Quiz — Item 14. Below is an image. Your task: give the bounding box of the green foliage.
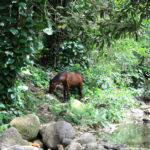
[59,0,150,47]
[0,101,24,125]
[0,0,35,102]
[48,87,138,126]
[14,65,49,112]
[1,0,150,103]
[21,65,49,88]
[28,36,148,126]
[37,0,150,70]
[58,41,88,69]
[0,60,141,127]
[0,124,9,136]
[47,36,149,126]
[0,65,49,125]
[144,79,150,99]
[0,0,150,128]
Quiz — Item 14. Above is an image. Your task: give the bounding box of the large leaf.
[18,85,28,91]
[0,103,5,109]
[18,2,26,7]
[6,58,15,64]
[43,27,53,35]
[10,27,18,35]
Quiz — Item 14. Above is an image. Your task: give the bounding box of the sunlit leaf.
[0,103,5,109]
[18,85,29,91]
[6,58,14,64]
[10,27,18,35]
[43,27,53,35]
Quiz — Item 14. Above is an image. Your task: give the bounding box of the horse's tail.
[78,72,83,82]
[81,73,83,81]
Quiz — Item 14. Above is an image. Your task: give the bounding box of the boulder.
[40,123,59,149]
[71,99,85,114]
[10,114,40,140]
[65,141,82,150]
[55,121,76,142]
[62,138,72,146]
[3,145,41,150]
[0,127,29,150]
[40,121,76,149]
[78,133,96,145]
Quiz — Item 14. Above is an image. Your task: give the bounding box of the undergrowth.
[0,63,141,134]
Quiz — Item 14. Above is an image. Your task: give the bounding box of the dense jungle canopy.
[0,0,150,128]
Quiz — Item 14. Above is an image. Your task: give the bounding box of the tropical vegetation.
[0,0,150,132]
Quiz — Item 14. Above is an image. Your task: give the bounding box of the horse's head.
[49,80,56,93]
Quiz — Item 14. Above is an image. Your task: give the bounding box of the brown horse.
[49,71,83,102]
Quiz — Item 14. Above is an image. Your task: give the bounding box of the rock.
[65,141,82,150]
[100,141,125,150]
[85,143,105,150]
[62,138,72,146]
[40,123,59,149]
[144,109,150,115]
[139,101,146,106]
[0,127,29,150]
[130,108,144,118]
[71,99,85,114]
[78,133,96,145]
[97,144,106,150]
[55,121,76,142]
[3,145,41,150]
[33,140,44,148]
[40,121,76,149]
[140,105,150,110]
[143,118,150,123]
[10,114,40,140]
[57,144,64,150]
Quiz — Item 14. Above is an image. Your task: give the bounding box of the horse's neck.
[55,80,61,85]
[53,75,64,85]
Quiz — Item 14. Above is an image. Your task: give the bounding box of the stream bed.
[100,103,150,149]
[102,123,150,149]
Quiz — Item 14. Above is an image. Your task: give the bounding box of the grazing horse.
[49,71,83,102]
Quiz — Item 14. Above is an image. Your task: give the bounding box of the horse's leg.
[66,87,70,102]
[66,82,70,102]
[78,83,82,101]
[63,83,66,102]
[63,88,66,102]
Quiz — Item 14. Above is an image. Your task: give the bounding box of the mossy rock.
[70,99,85,114]
[10,114,40,140]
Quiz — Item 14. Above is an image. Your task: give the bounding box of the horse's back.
[58,71,82,85]
[65,71,83,86]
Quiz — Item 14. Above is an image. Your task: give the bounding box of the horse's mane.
[51,72,65,83]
